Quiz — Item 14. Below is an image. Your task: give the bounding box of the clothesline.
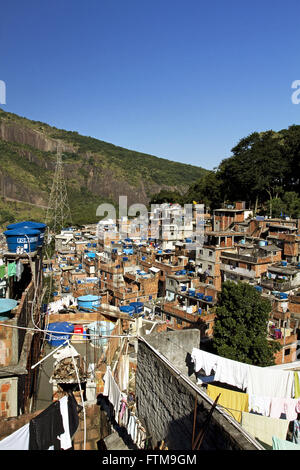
[191,347,295,399]
[0,321,137,340]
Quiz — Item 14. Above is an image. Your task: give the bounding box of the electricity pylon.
[45,143,72,238]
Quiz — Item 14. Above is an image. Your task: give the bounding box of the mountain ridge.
[0,108,208,226]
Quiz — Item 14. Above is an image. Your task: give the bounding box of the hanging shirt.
[191,348,218,375]
[7,262,17,278]
[29,400,65,450]
[213,356,249,391]
[0,423,30,450]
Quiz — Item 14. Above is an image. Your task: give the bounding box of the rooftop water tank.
[129,302,144,314]
[87,320,115,348]
[7,221,47,247]
[120,305,135,316]
[77,295,101,310]
[4,228,40,253]
[281,261,288,266]
[46,322,74,347]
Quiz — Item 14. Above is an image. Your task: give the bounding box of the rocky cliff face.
[0,109,206,223]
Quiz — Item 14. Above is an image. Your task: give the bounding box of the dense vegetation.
[212,281,281,366]
[151,126,300,217]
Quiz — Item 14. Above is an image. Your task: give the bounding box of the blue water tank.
[204,295,213,302]
[7,221,47,247]
[255,286,263,293]
[196,293,204,299]
[87,320,115,348]
[188,288,196,296]
[281,261,287,266]
[129,302,144,314]
[4,228,40,253]
[279,293,288,300]
[0,299,18,319]
[181,285,187,292]
[120,305,135,316]
[77,295,101,310]
[46,322,74,347]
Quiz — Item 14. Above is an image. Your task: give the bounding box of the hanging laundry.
[248,395,271,416]
[0,423,30,450]
[272,435,300,450]
[206,384,249,423]
[191,347,217,376]
[213,355,249,391]
[16,261,24,281]
[29,393,79,450]
[0,265,6,280]
[247,366,294,399]
[127,412,138,443]
[118,355,129,393]
[29,400,65,450]
[7,262,16,278]
[103,366,122,419]
[241,412,289,448]
[294,372,300,399]
[269,397,300,421]
[292,420,300,444]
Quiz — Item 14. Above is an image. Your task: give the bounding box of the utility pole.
[45,142,72,240]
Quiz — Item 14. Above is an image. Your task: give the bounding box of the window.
[177,318,182,325]
[209,251,213,257]
[284,348,290,356]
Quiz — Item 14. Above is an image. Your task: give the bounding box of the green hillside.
[0,108,208,227]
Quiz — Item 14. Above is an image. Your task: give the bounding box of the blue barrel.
[77,295,101,310]
[279,293,288,299]
[198,308,202,315]
[129,302,144,314]
[46,322,74,347]
[4,228,40,253]
[120,305,135,316]
[7,221,47,247]
[87,321,115,348]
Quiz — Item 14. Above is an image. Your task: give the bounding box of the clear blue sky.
[1,0,300,170]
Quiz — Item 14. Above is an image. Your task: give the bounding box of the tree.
[212,281,280,366]
[183,170,223,210]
